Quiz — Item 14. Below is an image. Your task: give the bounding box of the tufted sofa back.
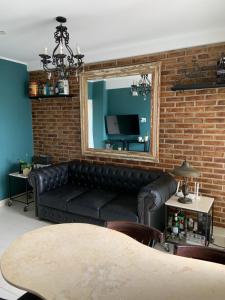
[68,160,163,193]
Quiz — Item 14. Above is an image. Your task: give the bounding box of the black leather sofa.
[29,160,177,229]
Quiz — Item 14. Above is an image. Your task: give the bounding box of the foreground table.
[1,223,225,300]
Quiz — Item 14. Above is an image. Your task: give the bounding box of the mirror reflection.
[87,74,151,153]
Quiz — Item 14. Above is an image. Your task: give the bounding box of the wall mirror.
[80,62,161,162]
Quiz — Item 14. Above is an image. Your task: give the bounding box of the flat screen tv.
[105,114,140,135]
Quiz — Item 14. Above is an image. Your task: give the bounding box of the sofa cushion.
[100,193,138,222]
[67,189,118,219]
[39,183,88,211]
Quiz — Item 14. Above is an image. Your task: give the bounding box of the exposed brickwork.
[30,42,225,227]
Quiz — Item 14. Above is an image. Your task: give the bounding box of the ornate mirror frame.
[80,62,161,162]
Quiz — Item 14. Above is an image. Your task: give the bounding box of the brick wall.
[30,42,225,227]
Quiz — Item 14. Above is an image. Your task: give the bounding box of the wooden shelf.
[29,94,73,99]
[171,82,225,91]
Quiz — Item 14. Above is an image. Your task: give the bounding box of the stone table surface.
[1,223,225,300]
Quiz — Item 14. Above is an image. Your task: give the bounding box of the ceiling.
[1,0,225,70]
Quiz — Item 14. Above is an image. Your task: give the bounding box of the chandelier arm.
[65,44,75,66]
[52,43,60,58]
[62,29,69,45]
[43,65,55,73]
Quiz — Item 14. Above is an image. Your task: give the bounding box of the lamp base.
[178,197,192,204]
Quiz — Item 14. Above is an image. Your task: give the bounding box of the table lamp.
[172,160,200,204]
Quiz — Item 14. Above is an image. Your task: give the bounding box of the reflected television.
[105,114,140,135]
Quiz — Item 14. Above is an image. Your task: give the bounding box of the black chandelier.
[39,16,84,79]
[131,74,151,98]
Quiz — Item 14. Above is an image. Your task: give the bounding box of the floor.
[0,198,225,300]
[0,199,49,299]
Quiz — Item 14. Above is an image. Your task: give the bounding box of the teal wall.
[0,59,33,200]
[87,82,151,151]
[88,81,107,148]
[107,87,150,151]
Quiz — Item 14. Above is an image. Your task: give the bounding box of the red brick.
[30,41,225,227]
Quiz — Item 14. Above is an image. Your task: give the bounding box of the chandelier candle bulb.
[176,181,180,195]
[44,48,48,55]
[196,182,199,199]
[76,46,81,54]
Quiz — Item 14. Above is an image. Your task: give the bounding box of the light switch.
[140,117,146,123]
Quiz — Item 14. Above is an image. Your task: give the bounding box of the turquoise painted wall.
[107,87,150,151]
[0,59,33,200]
[88,81,107,148]
[87,83,151,151]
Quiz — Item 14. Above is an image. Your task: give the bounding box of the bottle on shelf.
[45,81,50,96]
[57,79,70,95]
[38,81,42,96]
[63,79,69,95]
[172,212,179,236]
[49,83,54,95]
[193,221,198,234]
[42,82,47,96]
[178,210,185,232]
[29,81,38,97]
[55,82,59,95]
[167,214,173,233]
[187,216,194,231]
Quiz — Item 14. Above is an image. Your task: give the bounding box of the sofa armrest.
[137,173,177,224]
[28,163,69,195]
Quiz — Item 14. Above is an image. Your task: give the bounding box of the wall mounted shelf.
[29,95,73,99]
[171,82,225,91]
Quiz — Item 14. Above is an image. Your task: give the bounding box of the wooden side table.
[165,194,214,246]
[8,172,33,211]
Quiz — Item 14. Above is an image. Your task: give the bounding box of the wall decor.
[80,62,161,162]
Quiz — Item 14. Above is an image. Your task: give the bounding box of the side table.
[165,194,214,246]
[8,172,33,211]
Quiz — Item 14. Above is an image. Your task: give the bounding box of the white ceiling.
[1,0,225,70]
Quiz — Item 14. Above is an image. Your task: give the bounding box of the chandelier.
[39,16,84,79]
[131,74,151,98]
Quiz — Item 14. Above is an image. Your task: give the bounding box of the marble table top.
[1,223,225,300]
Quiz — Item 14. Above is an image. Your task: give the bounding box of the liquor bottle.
[187,217,194,231]
[193,221,198,234]
[172,212,179,236]
[178,210,185,232]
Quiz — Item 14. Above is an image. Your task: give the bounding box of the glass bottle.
[172,212,179,236]
[55,82,59,95]
[178,210,185,232]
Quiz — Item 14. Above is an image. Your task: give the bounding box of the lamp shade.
[172,160,200,178]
